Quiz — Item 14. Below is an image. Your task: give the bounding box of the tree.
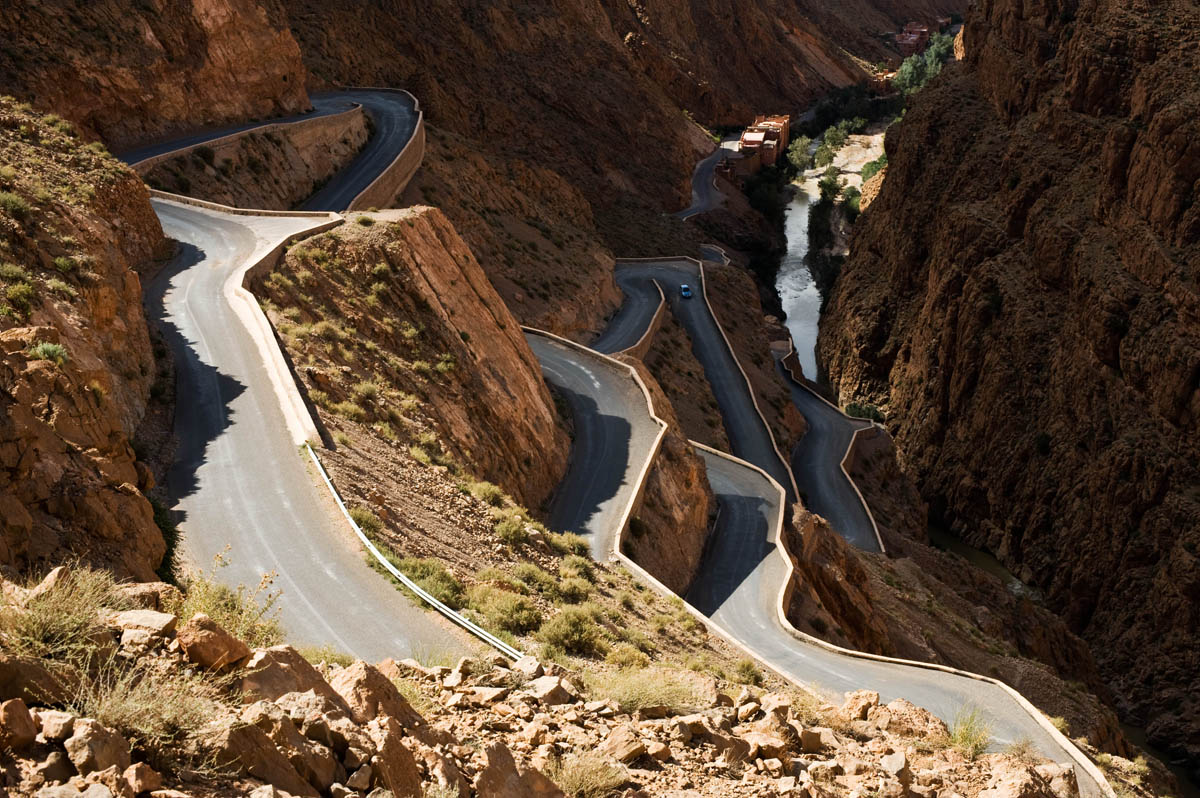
[786,135,813,171]
[861,153,888,183]
[813,143,835,168]
[818,165,844,202]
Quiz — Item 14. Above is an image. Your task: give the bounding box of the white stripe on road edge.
[303,442,524,661]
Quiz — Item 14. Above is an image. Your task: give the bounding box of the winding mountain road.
[127,84,1104,797]
[540,260,1103,796]
[133,93,467,661]
[675,139,737,219]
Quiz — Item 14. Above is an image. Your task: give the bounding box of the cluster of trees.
[861,153,887,183]
[786,116,868,173]
[892,32,956,94]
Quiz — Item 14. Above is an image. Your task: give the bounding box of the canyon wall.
[0,0,310,151]
[0,99,168,581]
[818,0,1199,768]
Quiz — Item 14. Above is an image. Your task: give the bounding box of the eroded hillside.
[819,0,1200,769]
[0,98,168,580]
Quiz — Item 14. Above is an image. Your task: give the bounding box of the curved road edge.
[542,257,1112,797]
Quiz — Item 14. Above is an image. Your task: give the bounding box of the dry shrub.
[167,550,284,649]
[0,564,128,662]
[545,751,627,798]
[585,666,703,715]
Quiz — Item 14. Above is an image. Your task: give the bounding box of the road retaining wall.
[131,105,365,173]
[346,89,426,211]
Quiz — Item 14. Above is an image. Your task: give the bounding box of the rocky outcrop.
[615,356,714,595]
[818,0,1200,769]
[0,98,167,581]
[257,207,568,510]
[139,106,369,210]
[0,0,310,151]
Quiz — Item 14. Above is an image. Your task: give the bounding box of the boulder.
[525,676,574,705]
[760,693,792,719]
[0,697,38,749]
[511,655,544,681]
[364,716,422,797]
[1035,763,1079,798]
[241,647,350,713]
[207,719,317,797]
[64,719,131,776]
[177,613,250,670]
[123,762,162,794]
[474,742,565,797]
[841,690,879,722]
[345,764,373,790]
[33,750,76,784]
[106,610,177,637]
[868,699,949,739]
[646,740,672,762]
[114,583,182,612]
[0,652,70,704]
[740,731,789,760]
[881,751,912,787]
[737,702,761,722]
[599,724,645,763]
[328,661,424,729]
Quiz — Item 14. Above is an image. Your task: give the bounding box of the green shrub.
[0,262,29,282]
[468,585,541,634]
[297,643,356,667]
[560,554,595,583]
[150,497,179,583]
[548,531,590,556]
[355,215,375,226]
[7,281,35,313]
[0,191,32,220]
[26,341,68,366]
[468,479,506,507]
[349,505,383,536]
[46,278,77,298]
[861,153,888,183]
[494,514,529,546]
[53,255,77,274]
[545,752,626,798]
[538,607,604,657]
[557,578,591,605]
[604,643,649,669]
[351,380,379,402]
[949,706,992,760]
[194,145,215,165]
[330,400,367,422]
[393,558,466,609]
[513,563,557,596]
[845,402,885,423]
[733,658,764,686]
[586,667,703,714]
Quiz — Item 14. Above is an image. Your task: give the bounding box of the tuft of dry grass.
[0,564,129,662]
[585,666,703,715]
[166,550,284,649]
[297,643,355,668]
[545,751,627,798]
[950,705,992,760]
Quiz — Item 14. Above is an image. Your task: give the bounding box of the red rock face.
[0,0,310,151]
[819,0,1199,769]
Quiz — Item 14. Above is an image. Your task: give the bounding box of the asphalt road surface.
[145,198,468,661]
[675,139,738,219]
[123,90,418,213]
[539,259,1101,796]
[782,368,881,551]
[527,332,661,560]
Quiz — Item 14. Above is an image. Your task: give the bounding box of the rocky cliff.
[257,207,568,511]
[818,0,1199,769]
[0,0,310,151]
[0,99,168,581]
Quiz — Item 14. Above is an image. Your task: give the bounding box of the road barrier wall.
[131,105,365,173]
[345,89,425,211]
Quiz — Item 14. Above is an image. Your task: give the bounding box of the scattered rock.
[106,610,177,637]
[64,719,131,776]
[0,697,38,749]
[840,690,879,721]
[241,646,351,713]
[329,661,424,729]
[511,656,544,681]
[34,750,76,785]
[177,613,251,670]
[114,583,182,612]
[122,762,161,795]
[600,724,646,763]
[525,676,574,705]
[474,742,565,797]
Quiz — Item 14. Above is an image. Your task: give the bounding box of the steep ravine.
[818,0,1200,775]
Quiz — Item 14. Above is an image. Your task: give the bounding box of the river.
[775,183,823,380]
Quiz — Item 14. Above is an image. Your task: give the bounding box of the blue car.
[680,284,693,299]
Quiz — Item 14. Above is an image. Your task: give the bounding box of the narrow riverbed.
[775,183,822,380]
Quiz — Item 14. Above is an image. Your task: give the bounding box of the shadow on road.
[687,490,773,615]
[544,385,631,548]
[142,241,248,527]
